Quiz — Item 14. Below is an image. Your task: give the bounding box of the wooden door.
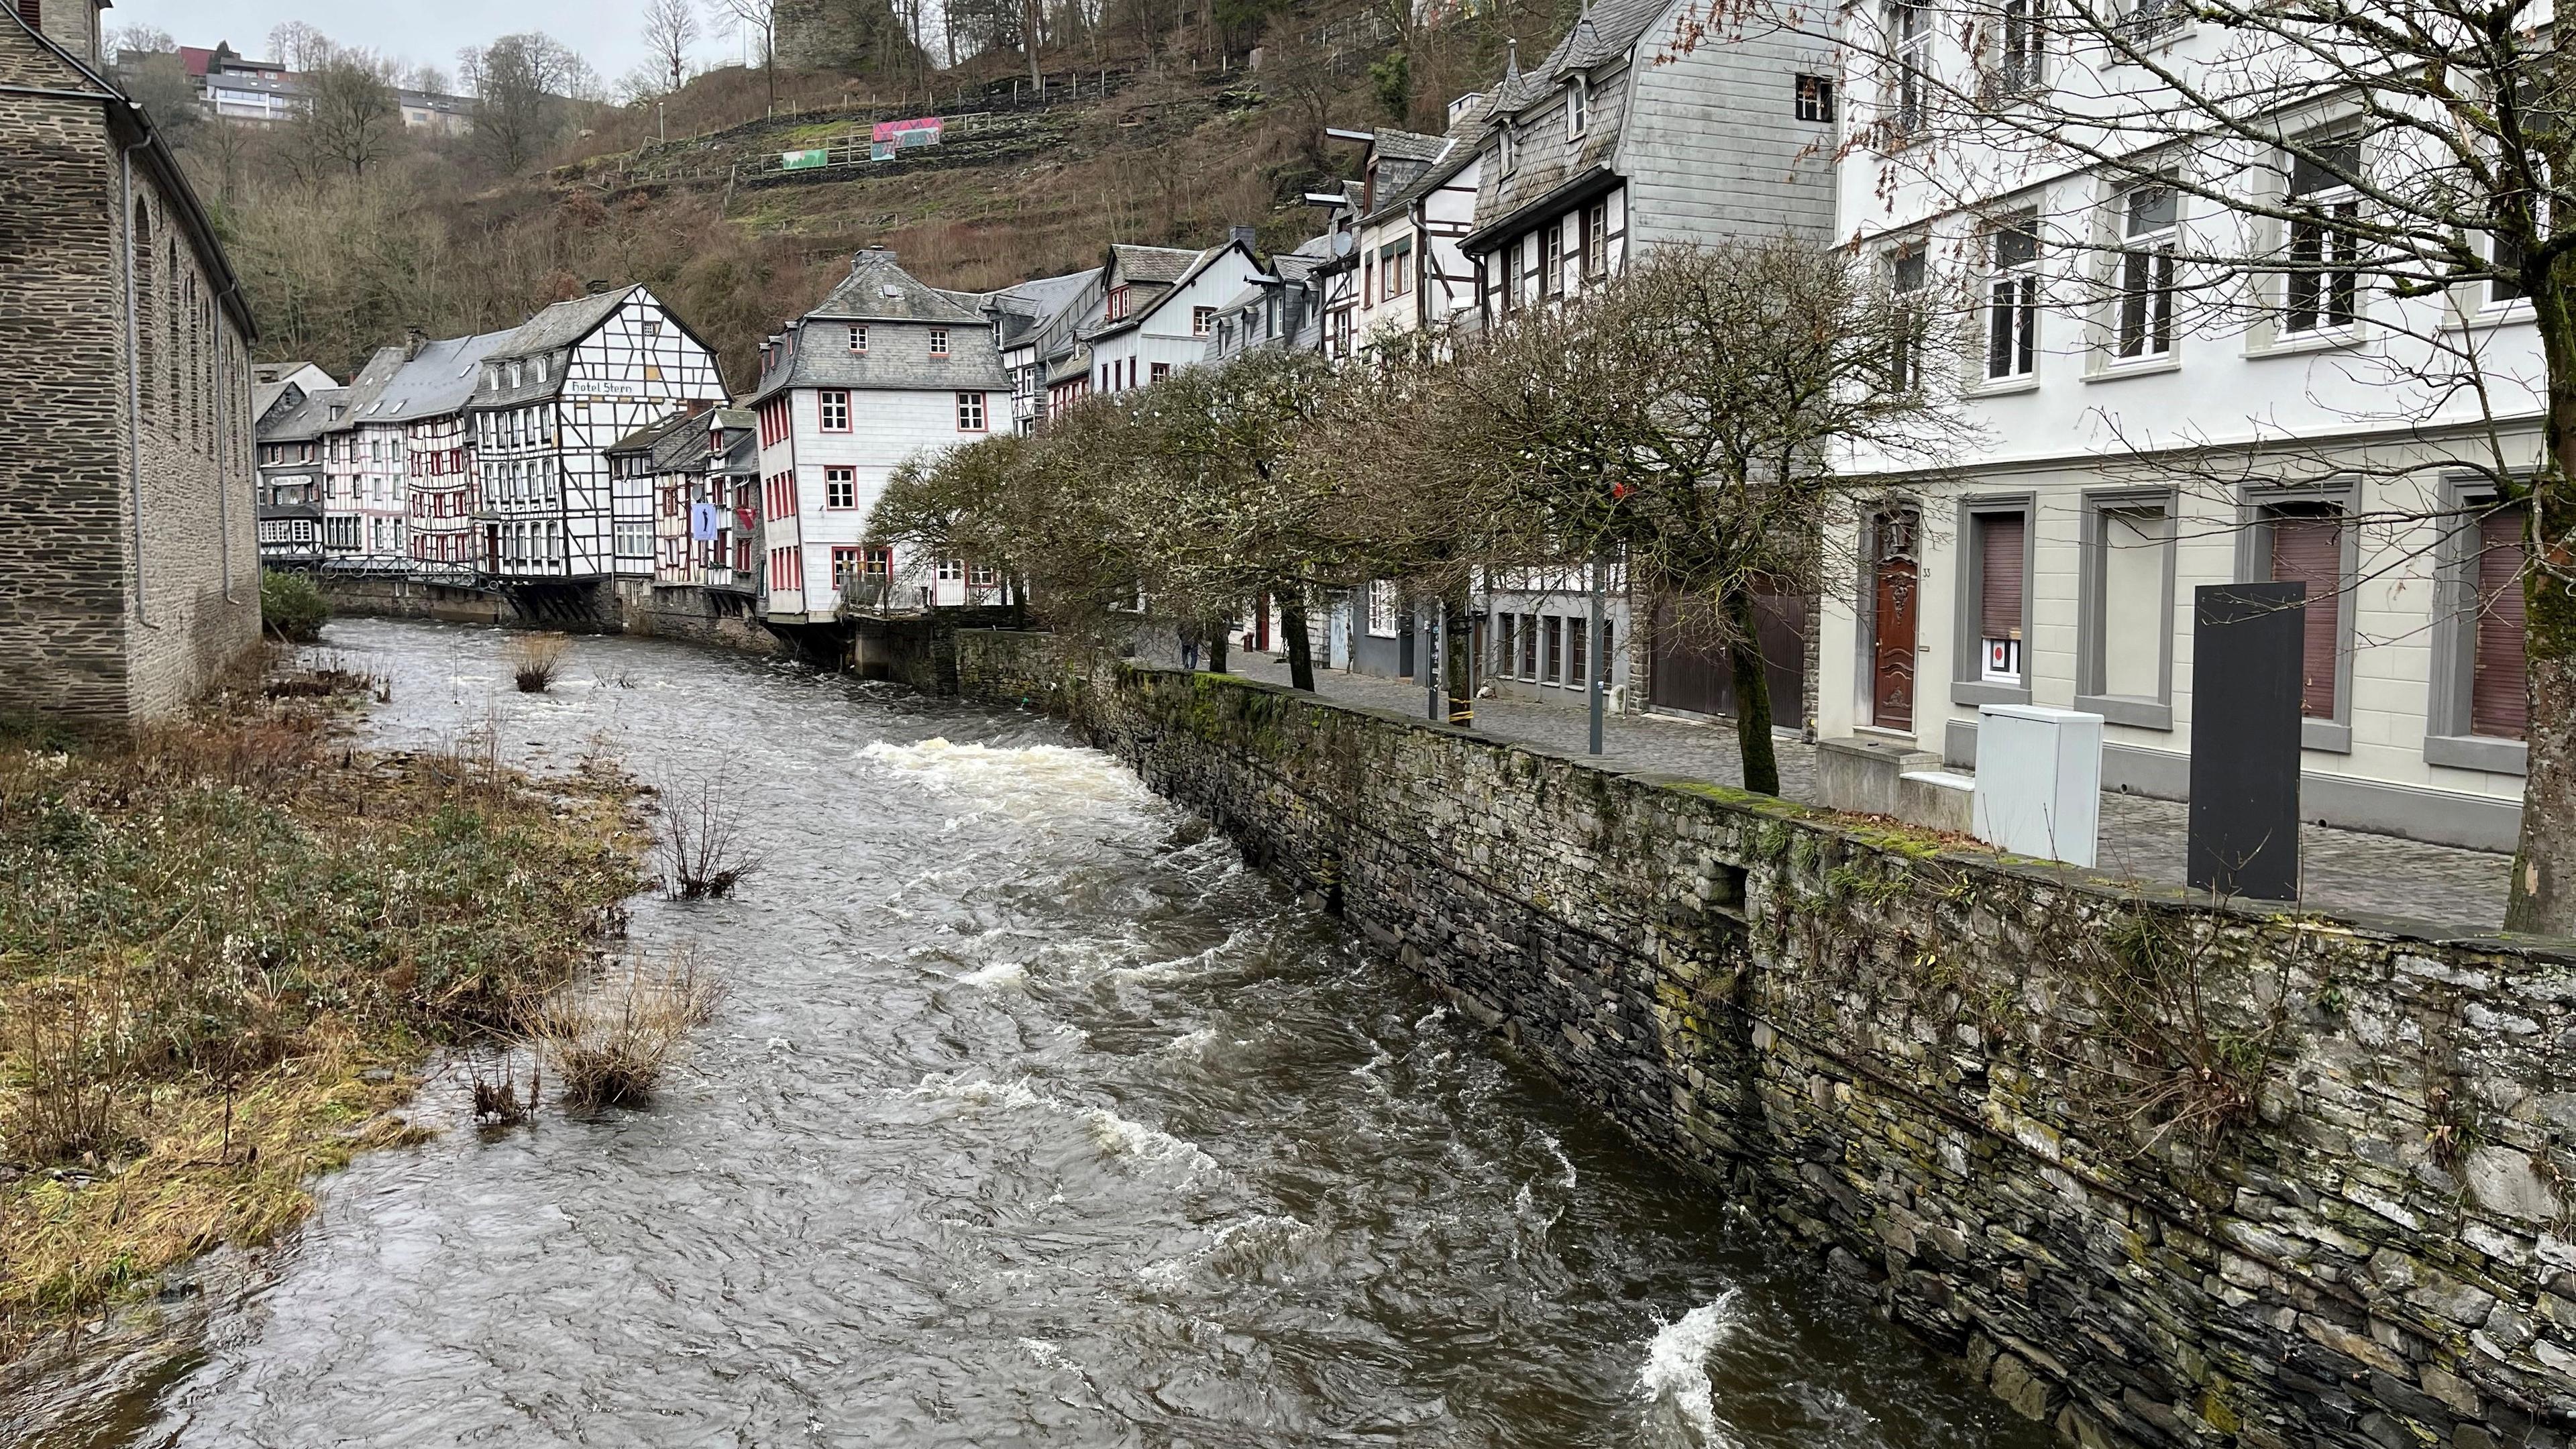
[1870,508,1921,731]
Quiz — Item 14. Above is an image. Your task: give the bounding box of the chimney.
[405,325,427,357]
[1446,91,1485,126]
[1229,225,1258,252]
[584,278,612,295]
[855,244,896,270]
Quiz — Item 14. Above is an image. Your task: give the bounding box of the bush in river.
[0,666,646,1352]
[523,950,724,1110]
[259,568,329,643]
[508,633,571,693]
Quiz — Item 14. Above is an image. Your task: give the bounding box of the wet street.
[12,619,2052,1449]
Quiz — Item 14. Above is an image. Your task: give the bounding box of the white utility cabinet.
[1972,704,2104,867]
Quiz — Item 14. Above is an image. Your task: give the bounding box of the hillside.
[195,3,1554,388]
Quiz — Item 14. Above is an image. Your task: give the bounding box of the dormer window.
[1567,78,1589,140]
[929,328,950,358]
[1106,285,1132,322]
[533,356,548,383]
[508,362,524,389]
[849,324,867,354]
[1501,124,1519,172]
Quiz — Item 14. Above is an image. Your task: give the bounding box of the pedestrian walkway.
[1228,657,2513,931]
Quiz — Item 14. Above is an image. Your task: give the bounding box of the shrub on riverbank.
[0,663,646,1353]
[259,569,329,643]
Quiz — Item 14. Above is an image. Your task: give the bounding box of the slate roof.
[360,329,517,425]
[341,345,411,427]
[259,386,349,444]
[1372,127,1450,163]
[252,380,294,422]
[604,408,710,473]
[809,250,986,324]
[491,287,638,363]
[754,252,1009,401]
[1110,244,1206,285]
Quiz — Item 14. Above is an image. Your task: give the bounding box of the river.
[13,618,2053,1449]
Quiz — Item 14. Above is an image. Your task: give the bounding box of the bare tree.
[266,21,333,70]
[298,50,404,178]
[460,32,596,172]
[706,0,780,113]
[105,24,173,62]
[1805,0,2576,928]
[643,0,701,93]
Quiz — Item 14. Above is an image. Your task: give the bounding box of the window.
[1889,246,1929,390]
[2265,502,2347,722]
[1193,307,1217,336]
[1387,238,1413,297]
[1497,614,1517,676]
[2119,0,2182,43]
[1795,74,1836,122]
[957,391,987,431]
[2469,508,2528,737]
[831,545,864,593]
[1569,613,1589,687]
[1367,580,1399,637]
[849,325,868,353]
[1500,123,1518,173]
[643,319,663,337]
[820,390,851,431]
[1886,0,1930,139]
[2115,179,2177,359]
[1986,214,2040,380]
[1975,511,2028,683]
[825,467,856,508]
[1148,363,1171,383]
[1582,200,1610,278]
[2492,229,2531,306]
[1540,223,1565,300]
[1106,286,1132,321]
[865,545,892,580]
[1567,78,1589,140]
[937,558,965,582]
[1520,614,1538,676]
[1990,0,2045,96]
[2077,494,2176,727]
[1544,615,1564,683]
[929,329,950,357]
[2286,140,2361,334]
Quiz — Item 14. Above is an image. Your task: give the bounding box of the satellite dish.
[1331,231,1354,257]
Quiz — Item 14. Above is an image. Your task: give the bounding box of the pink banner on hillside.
[871,117,943,144]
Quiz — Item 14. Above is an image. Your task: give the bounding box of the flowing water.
[9,619,2055,1449]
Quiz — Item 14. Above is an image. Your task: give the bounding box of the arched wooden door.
[1870,507,1921,731]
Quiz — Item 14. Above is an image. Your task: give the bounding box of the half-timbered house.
[256,385,337,569]
[749,248,1010,622]
[1085,235,1265,392]
[319,345,404,564]
[989,269,1099,434]
[1316,109,1486,358]
[376,329,513,579]
[468,286,724,592]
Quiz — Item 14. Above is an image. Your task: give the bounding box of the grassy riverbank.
[0,659,646,1354]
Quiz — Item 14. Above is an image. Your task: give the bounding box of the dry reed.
[522,951,724,1110]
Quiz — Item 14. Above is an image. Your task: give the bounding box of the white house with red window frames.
[316,343,407,565]
[355,328,515,578]
[749,247,1012,621]
[1313,109,1486,359]
[1084,233,1266,394]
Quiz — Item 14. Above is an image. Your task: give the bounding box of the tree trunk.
[1725,586,1780,796]
[1442,586,1473,725]
[1280,586,1317,692]
[2508,284,2576,932]
[1207,623,1229,674]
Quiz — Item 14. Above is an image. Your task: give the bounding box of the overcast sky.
[111,0,755,90]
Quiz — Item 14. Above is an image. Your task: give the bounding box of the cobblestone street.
[1230,657,2514,931]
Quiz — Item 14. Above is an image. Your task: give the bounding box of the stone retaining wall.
[955,628,2576,1449]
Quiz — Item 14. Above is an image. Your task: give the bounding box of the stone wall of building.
[0,84,259,729]
[955,628,2576,1449]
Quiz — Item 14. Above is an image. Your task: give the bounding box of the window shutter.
[13,0,36,25]
[2473,508,2529,739]
[2269,512,2343,718]
[1978,513,2025,638]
